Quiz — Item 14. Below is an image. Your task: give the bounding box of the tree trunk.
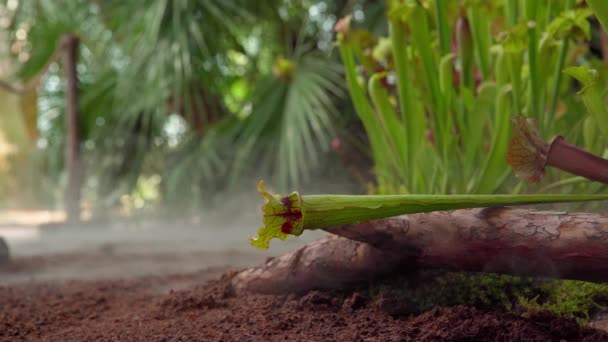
[61,35,82,223]
[0,237,9,264]
[232,207,608,294]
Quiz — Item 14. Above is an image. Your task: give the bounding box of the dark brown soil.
[2,269,608,341]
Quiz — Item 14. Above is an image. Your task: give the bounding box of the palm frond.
[231,51,344,190]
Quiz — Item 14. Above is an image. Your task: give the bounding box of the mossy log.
[232,208,608,294]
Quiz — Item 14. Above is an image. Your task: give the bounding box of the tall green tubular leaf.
[536,33,555,121]
[464,82,496,185]
[504,0,517,26]
[547,1,587,121]
[494,46,509,87]
[500,24,527,114]
[433,0,450,55]
[588,0,608,34]
[337,38,398,191]
[525,1,540,120]
[439,54,455,100]
[547,38,569,121]
[389,16,423,178]
[457,11,475,91]
[409,3,440,95]
[564,66,608,140]
[507,53,523,114]
[468,6,492,80]
[535,0,549,30]
[477,85,512,193]
[368,72,408,174]
[388,18,410,147]
[250,181,608,249]
[475,47,510,193]
[439,53,455,148]
[408,3,445,149]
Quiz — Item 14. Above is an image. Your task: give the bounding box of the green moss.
[363,270,608,324]
[519,279,608,324]
[367,270,542,313]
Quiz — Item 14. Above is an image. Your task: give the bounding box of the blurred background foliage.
[0,0,607,218]
[0,0,386,216]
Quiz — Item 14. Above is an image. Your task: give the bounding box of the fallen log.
[232,234,403,294]
[232,207,608,294]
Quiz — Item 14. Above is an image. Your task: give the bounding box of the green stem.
[504,0,517,26]
[338,41,396,189]
[457,13,474,90]
[468,6,491,80]
[301,193,608,230]
[368,73,408,175]
[547,39,569,120]
[525,1,540,119]
[389,18,418,180]
[434,0,450,55]
[477,84,511,193]
[507,52,523,114]
[251,181,608,249]
[409,4,445,148]
[547,0,575,121]
[439,53,455,146]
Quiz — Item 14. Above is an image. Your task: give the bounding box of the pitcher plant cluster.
[336,0,608,195]
[251,0,608,248]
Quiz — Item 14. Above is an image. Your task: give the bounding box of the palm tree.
[2,0,378,213]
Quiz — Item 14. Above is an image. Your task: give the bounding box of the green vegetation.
[0,0,380,211]
[368,271,539,314]
[519,279,608,324]
[3,0,608,210]
[337,0,608,195]
[330,2,608,323]
[2,0,608,327]
[367,271,608,324]
[251,0,608,324]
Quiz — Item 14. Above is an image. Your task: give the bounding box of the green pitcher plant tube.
[250,181,608,250]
